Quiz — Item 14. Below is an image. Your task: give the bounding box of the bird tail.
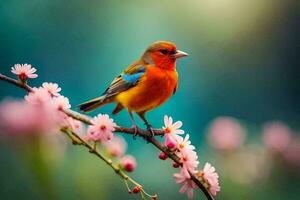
[78,95,112,112]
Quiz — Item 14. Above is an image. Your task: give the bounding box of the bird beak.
[173,50,188,59]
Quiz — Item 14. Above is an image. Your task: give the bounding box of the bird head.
[141,41,188,70]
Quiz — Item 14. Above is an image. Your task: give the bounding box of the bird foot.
[146,124,155,138]
[132,125,139,140]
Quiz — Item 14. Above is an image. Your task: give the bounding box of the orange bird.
[79,41,188,136]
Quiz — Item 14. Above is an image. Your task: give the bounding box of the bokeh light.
[0,0,299,199]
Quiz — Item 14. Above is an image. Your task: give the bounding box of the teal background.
[0,0,299,199]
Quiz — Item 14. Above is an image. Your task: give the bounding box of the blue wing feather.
[104,66,145,97]
[121,72,144,83]
[137,67,146,73]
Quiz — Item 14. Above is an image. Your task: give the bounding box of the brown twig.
[0,74,157,199]
[0,73,33,92]
[0,73,214,200]
[63,109,164,137]
[61,128,158,199]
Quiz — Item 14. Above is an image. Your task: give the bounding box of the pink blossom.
[25,87,51,105]
[42,82,61,96]
[174,170,197,199]
[103,136,127,157]
[208,117,246,151]
[86,114,116,142]
[177,149,199,178]
[11,64,38,80]
[283,137,300,168]
[62,116,82,132]
[0,100,60,136]
[263,122,292,153]
[120,155,136,172]
[199,162,220,196]
[163,115,184,148]
[176,134,195,153]
[52,96,71,111]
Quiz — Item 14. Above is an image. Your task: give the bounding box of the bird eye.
[170,50,176,55]
[160,49,168,55]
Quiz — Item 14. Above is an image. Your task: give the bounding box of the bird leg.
[128,111,139,139]
[137,112,155,138]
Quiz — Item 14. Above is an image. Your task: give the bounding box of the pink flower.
[174,170,197,199]
[11,64,38,80]
[0,100,60,136]
[199,163,220,196]
[25,87,51,104]
[87,114,116,142]
[176,134,195,153]
[42,82,61,97]
[263,122,292,153]
[120,155,136,172]
[176,147,199,178]
[208,117,246,151]
[163,115,184,148]
[52,96,71,110]
[62,116,82,132]
[283,137,300,168]
[103,136,127,157]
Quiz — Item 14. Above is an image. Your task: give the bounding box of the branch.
[63,109,165,137]
[61,128,157,200]
[0,74,157,199]
[0,73,32,92]
[0,73,214,200]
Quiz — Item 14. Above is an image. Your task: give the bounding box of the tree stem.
[0,73,214,200]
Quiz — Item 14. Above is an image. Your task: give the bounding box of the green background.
[0,0,299,199]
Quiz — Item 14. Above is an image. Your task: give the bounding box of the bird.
[78,41,188,137]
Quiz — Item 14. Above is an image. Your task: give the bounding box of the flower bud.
[132,186,141,194]
[120,155,136,172]
[166,141,176,149]
[172,162,180,168]
[159,152,167,160]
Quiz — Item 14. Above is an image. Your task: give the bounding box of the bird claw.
[132,125,138,140]
[146,124,155,138]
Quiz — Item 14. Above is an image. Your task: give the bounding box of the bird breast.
[116,67,178,112]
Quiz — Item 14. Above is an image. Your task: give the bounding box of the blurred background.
[0,0,299,199]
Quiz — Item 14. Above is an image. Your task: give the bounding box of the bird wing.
[173,83,178,94]
[103,64,146,98]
